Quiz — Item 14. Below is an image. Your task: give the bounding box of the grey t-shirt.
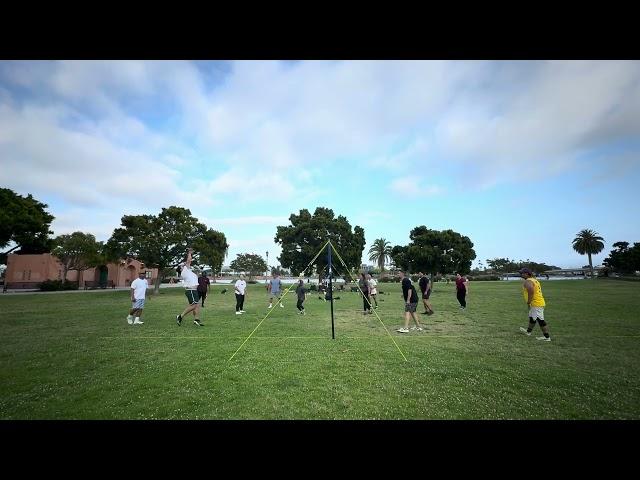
[270,278,281,294]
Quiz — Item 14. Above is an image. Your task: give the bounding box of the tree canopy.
[230,253,267,279]
[0,188,55,262]
[274,207,365,277]
[390,226,476,275]
[105,206,228,293]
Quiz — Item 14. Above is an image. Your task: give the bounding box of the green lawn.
[1,279,639,419]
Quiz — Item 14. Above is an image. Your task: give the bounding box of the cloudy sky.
[1,60,639,270]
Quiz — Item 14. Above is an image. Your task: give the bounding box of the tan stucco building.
[4,253,158,288]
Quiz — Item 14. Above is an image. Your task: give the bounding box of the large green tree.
[105,206,228,293]
[368,238,392,271]
[603,241,640,274]
[0,188,55,263]
[230,253,267,280]
[572,229,605,278]
[275,207,365,277]
[193,229,229,276]
[391,226,476,275]
[51,232,102,285]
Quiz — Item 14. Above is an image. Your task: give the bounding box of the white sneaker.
[235,311,242,315]
[280,303,284,308]
[396,327,409,333]
[127,315,133,325]
[240,310,246,313]
[519,327,531,336]
[302,310,306,315]
[536,336,551,342]
[268,305,272,309]
[133,320,144,325]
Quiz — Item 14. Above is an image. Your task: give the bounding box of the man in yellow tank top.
[518,268,551,342]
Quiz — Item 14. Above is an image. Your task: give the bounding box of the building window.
[146,271,152,279]
[22,270,26,280]
[28,270,31,280]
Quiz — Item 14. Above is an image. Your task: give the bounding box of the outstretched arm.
[185,248,193,268]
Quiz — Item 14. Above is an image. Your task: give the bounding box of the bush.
[40,280,79,291]
[467,275,501,281]
[378,275,399,283]
[247,280,258,284]
[309,284,317,291]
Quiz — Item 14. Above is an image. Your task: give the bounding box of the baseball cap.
[518,268,532,275]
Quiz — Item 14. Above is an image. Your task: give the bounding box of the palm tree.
[368,238,392,272]
[572,229,605,278]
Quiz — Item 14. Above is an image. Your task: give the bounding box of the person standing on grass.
[197,271,211,308]
[127,270,148,325]
[367,273,379,309]
[175,248,204,327]
[518,268,551,342]
[234,274,247,315]
[359,273,372,315]
[418,272,434,315]
[268,273,284,308]
[396,270,422,333]
[455,273,469,310]
[295,279,307,315]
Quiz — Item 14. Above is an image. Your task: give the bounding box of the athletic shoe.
[519,327,531,336]
[268,305,272,309]
[396,327,409,333]
[194,320,204,327]
[302,310,306,315]
[176,314,182,326]
[410,326,424,331]
[536,336,551,342]
[427,311,434,316]
[235,311,242,315]
[133,319,144,325]
[280,303,284,308]
[421,311,429,315]
[127,315,133,325]
[240,310,246,313]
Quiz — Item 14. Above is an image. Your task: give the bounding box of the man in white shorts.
[127,270,148,325]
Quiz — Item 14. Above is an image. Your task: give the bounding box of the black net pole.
[328,242,335,339]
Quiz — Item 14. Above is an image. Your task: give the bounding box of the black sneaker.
[194,320,204,327]
[176,314,182,326]
[427,310,434,315]
[421,311,429,315]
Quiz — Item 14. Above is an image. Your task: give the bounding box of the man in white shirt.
[367,273,379,309]
[176,248,204,327]
[234,274,247,315]
[127,270,148,325]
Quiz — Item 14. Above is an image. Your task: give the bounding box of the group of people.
[125,248,551,342]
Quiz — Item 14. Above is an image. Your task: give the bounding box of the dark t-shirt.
[455,277,467,291]
[358,278,369,295]
[418,276,429,293]
[402,277,418,303]
[197,276,210,292]
[295,285,306,300]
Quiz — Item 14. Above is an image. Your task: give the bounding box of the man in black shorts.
[396,270,423,333]
[418,272,434,315]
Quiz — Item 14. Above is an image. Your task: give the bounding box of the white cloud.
[389,176,443,197]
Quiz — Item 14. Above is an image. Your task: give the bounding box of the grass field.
[1,279,639,419]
